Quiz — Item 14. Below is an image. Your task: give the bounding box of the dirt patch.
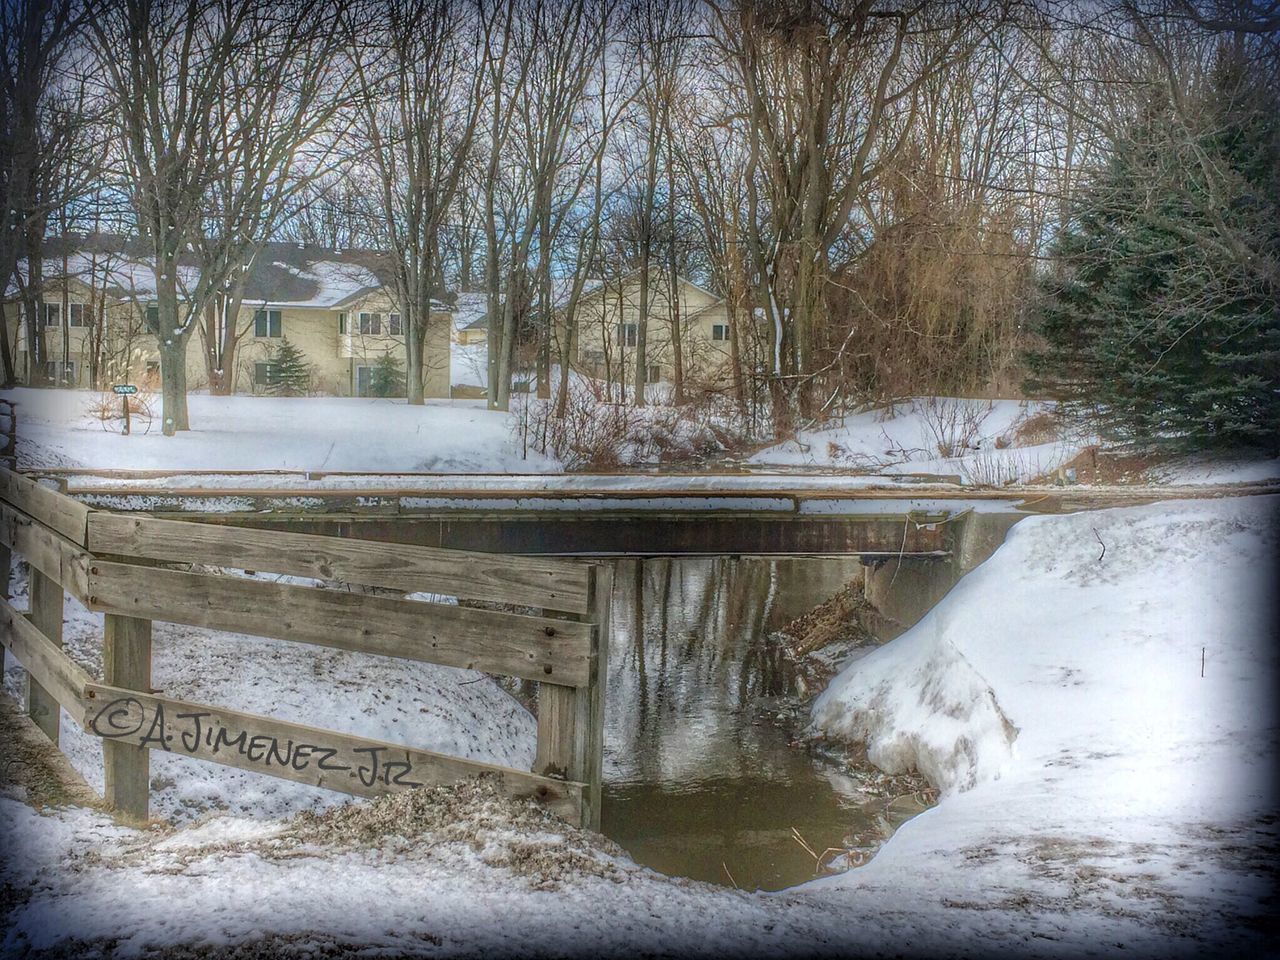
[1008,410,1061,447]
[1032,446,1170,485]
[289,776,628,890]
[0,696,110,816]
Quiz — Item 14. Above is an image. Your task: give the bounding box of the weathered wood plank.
[0,595,90,719]
[87,512,590,614]
[534,565,611,830]
[534,682,578,782]
[80,683,583,820]
[0,467,89,545]
[85,561,592,687]
[102,614,151,820]
[581,565,611,831]
[27,569,63,743]
[0,520,9,676]
[0,502,91,601]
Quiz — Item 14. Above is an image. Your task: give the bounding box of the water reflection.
[601,557,899,891]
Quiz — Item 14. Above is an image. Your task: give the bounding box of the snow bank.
[749,397,1086,484]
[812,628,1018,793]
[1152,453,1280,486]
[813,495,1278,808]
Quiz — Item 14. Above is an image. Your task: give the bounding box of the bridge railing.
[0,465,609,829]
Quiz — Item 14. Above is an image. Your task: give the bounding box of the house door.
[355,365,373,397]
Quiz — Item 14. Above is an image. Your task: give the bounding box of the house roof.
[558,270,721,310]
[7,234,450,312]
[453,292,491,331]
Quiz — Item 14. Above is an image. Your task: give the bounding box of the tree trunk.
[727,299,746,413]
[159,340,190,435]
[495,287,517,411]
[155,272,191,433]
[407,306,427,405]
[205,301,234,396]
[665,141,684,405]
[22,229,47,386]
[634,259,650,407]
[535,202,552,400]
[0,310,16,387]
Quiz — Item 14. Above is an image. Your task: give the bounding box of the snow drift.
[811,496,1279,802]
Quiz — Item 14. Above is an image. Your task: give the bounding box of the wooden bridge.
[0,467,610,829]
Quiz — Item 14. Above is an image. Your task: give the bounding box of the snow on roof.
[242,259,384,309]
[5,252,201,301]
[453,291,491,330]
[7,236,452,313]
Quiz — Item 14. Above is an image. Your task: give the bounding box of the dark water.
[599,557,915,892]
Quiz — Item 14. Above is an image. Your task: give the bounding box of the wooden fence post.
[27,569,63,744]
[582,564,611,831]
[534,564,611,831]
[102,613,152,820]
[0,517,9,675]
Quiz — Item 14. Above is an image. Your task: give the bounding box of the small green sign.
[113,384,138,395]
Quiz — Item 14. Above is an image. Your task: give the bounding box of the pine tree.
[1029,51,1280,454]
[368,352,406,397]
[268,338,312,397]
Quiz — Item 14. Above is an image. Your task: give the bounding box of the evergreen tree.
[268,338,312,397]
[1029,52,1280,454]
[368,352,406,397]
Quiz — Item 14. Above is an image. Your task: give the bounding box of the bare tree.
[707,0,987,431]
[346,0,484,406]
[482,0,616,411]
[0,0,88,388]
[87,0,352,432]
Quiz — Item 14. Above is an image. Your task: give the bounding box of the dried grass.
[84,372,160,431]
[290,777,628,890]
[917,397,990,458]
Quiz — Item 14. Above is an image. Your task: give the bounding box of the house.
[2,234,452,398]
[568,271,736,386]
[452,292,490,346]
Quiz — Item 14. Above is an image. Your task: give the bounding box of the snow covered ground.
[451,340,488,390]
[2,495,1276,956]
[747,397,1088,484]
[1151,453,1280,486]
[4,387,561,473]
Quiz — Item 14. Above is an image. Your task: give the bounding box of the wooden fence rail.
[0,466,607,829]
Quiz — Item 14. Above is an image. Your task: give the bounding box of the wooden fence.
[0,466,610,829]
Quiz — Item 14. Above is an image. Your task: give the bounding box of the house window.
[711,323,729,341]
[254,362,278,386]
[339,313,347,334]
[646,364,661,384]
[359,312,381,335]
[388,313,402,336]
[44,360,76,383]
[254,309,283,337]
[44,302,89,327]
[617,322,637,347]
[145,305,160,334]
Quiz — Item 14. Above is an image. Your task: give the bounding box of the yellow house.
[569,271,735,386]
[4,235,452,398]
[452,292,490,346]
